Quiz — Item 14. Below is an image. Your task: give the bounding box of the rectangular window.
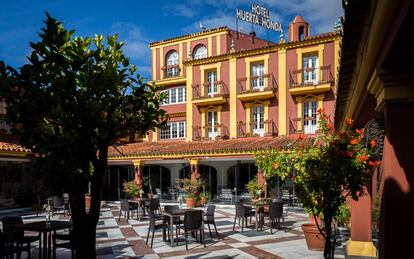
[160,121,186,140]
[207,111,218,140]
[252,106,264,136]
[160,87,186,105]
[206,70,217,97]
[303,55,318,85]
[251,63,265,91]
[303,101,318,134]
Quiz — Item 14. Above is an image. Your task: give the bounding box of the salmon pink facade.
[107,16,341,202]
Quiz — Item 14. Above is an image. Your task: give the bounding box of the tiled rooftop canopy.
[108,134,323,158]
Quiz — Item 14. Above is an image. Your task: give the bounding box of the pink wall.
[162,103,186,114]
[221,34,229,55]
[228,30,270,51]
[236,58,247,127]
[155,48,160,80]
[286,49,298,134]
[212,36,217,56]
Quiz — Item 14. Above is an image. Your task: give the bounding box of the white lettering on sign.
[236,3,282,32]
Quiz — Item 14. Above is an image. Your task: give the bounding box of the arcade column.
[132,160,144,187]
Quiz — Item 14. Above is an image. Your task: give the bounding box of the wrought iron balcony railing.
[289,65,333,88]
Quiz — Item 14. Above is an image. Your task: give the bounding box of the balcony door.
[303,55,318,85]
[252,106,264,136]
[207,111,218,140]
[207,71,217,97]
[303,101,318,134]
[251,63,265,91]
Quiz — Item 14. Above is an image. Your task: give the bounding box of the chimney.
[288,16,310,42]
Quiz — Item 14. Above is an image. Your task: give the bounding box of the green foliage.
[246,177,263,199]
[176,175,204,199]
[255,150,292,180]
[254,109,381,258]
[372,193,380,229]
[123,180,140,198]
[0,13,167,256]
[0,13,167,190]
[335,204,350,227]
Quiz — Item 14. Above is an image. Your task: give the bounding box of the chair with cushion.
[233,202,254,232]
[146,210,168,248]
[263,200,286,233]
[203,205,218,237]
[1,216,41,259]
[180,210,206,250]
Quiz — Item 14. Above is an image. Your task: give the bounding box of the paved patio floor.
[3,203,349,258]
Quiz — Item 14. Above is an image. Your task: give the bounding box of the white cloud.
[111,22,152,79]
[162,4,197,18]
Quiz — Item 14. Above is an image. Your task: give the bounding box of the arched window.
[166,51,179,77]
[193,45,207,59]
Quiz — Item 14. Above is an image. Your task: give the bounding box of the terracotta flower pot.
[186,198,196,208]
[301,223,326,251]
[85,195,91,210]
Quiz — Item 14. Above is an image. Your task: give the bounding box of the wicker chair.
[203,205,218,237]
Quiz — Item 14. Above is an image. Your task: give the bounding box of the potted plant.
[246,177,263,203]
[255,109,381,258]
[200,189,208,205]
[176,175,203,208]
[123,180,140,200]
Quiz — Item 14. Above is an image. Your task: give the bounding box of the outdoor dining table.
[246,200,271,231]
[16,220,72,259]
[162,208,204,247]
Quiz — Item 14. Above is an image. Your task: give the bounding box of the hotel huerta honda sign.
[236,3,282,32]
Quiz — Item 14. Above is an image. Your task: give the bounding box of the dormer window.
[193,45,207,59]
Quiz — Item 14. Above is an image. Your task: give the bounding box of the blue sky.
[0,0,342,81]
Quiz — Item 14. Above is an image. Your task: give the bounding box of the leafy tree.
[0,14,167,257]
[255,110,381,259]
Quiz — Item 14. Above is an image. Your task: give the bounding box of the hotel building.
[106,16,341,201]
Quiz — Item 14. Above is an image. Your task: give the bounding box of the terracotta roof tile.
[0,142,30,152]
[108,134,322,158]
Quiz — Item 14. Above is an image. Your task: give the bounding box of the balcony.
[192,124,229,141]
[237,120,277,138]
[289,65,334,95]
[192,81,228,106]
[237,74,277,102]
[162,65,181,79]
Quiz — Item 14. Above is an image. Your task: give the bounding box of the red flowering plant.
[293,109,381,258]
[255,109,381,259]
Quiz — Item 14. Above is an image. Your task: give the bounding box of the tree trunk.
[323,214,333,259]
[69,149,108,259]
[74,215,97,258]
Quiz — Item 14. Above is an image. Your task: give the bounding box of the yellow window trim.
[245,100,270,135]
[186,65,193,141]
[200,105,222,138]
[244,54,269,91]
[296,45,324,85]
[200,63,222,95]
[296,94,324,133]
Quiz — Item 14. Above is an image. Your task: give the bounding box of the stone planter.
[301,223,326,251]
[186,198,196,208]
